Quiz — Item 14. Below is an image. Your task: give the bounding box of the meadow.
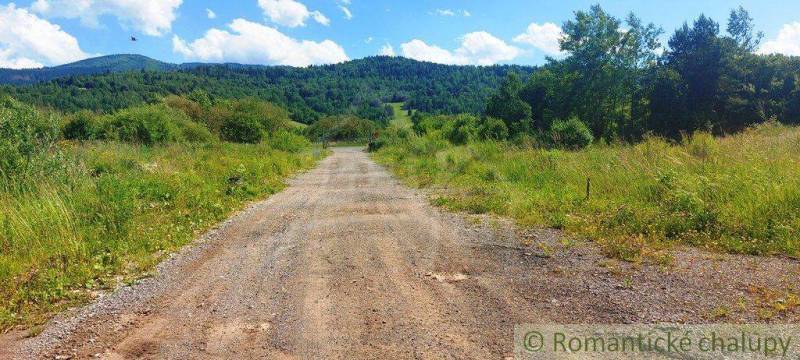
[373,122,800,262]
[0,96,322,330]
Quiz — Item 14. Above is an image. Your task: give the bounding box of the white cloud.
[513,22,564,56]
[339,5,352,20]
[172,18,348,67]
[365,36,373,44]
[258,0,329,28]
[400,31,520,65]
[379,44,395,56]
[0,4,88,68]
[433,9,470,17]
[758,22,800,56]
[31,0,182,37]
[206,8,216,19]
[435,9,455,16]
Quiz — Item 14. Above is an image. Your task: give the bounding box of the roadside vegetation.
[0,95,322,330]
[374,119,800,260]
[372,6,800,262]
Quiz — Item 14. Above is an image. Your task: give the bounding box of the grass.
[373,123,800,261]
[0,141,323,330]
[388,103,413,129]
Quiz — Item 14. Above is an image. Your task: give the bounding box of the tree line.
[0,57,532,124]
[485,5,800,142]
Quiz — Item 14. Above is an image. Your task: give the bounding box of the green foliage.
[220,112,264,144]
[62,110,100,141]
[270,129,311,152]
[305,115,377,142]
[551,117,594,149]
[0,57,534,122]
[485,73,532,135]
[0,96,59,175]
[477,117,509,140]
[443,114,479,145]
[96,105,180,145]
[373,123,800,261]
[0,139,320,330]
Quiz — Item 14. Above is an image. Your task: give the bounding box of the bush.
[551,117,594,149]
[305,115,377,142]
[97,105,214,145]
[0,97,59,175]
[62,110,100,141]
[164,95,205,122]
[226,98,289,134]
[270,129,310,152]
[175,117,215,143]
[221,113,264,143]
[444,114,479,145]
[97,105,179,144]
[478,117,509,140]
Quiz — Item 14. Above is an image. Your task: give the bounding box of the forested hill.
[0,54,187,85]
[0,55,535,122]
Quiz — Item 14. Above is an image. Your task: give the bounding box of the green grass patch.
[388,102,413,130]
[373,123,800,261]
[0,141,322,330]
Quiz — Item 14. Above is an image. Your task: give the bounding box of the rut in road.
[16,147,546,359]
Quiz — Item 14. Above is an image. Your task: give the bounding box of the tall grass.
[0,141,320,329]
[374,123,800,261]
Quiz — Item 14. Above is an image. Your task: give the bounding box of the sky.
[1,0,799,69]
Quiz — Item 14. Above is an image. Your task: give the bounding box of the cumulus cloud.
[758,22,800,56]
[0,4,88,68]
[400,31,520,65]
[172,18,348,67]
[31,0,182,36]
[258,0,329,28]
[379,44,395,56]
[513,22,564,56]
[206,8,216,19]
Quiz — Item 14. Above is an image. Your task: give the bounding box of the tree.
[727,6,763,52]
[485,73,532,135]
[559,5,661,139]
[665,15,723,132]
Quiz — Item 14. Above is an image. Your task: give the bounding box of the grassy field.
[388,103,413,129]
[0,141,322,330]
[373,123,800,261]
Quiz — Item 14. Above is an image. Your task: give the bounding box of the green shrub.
[478,117,509,140]
[62,110,101,141]
[551,117,594,149]
[270,129,311,152]
[175,117,216,143]
[97,105,181,145]
[221,113,264,143]
[444,114,479,145]
[305,115,377,142]
[97,105,214,144]
[226,98,289,134]
[0,96,59,175]
[164,95,205,122]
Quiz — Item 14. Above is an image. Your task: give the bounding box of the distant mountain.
[0,55,186,85]
[0,55,536,121]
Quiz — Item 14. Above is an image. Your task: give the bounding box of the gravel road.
[7,147,799,359]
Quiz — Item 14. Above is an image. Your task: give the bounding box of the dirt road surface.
[6,147,799,359]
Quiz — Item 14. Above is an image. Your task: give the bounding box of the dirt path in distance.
[5,147,799,359]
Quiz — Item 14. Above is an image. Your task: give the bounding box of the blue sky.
[1,0,799,68]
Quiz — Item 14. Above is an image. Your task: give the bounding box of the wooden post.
[585,177,591,200]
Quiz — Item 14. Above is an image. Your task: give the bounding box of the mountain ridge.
[0,54,533,85]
